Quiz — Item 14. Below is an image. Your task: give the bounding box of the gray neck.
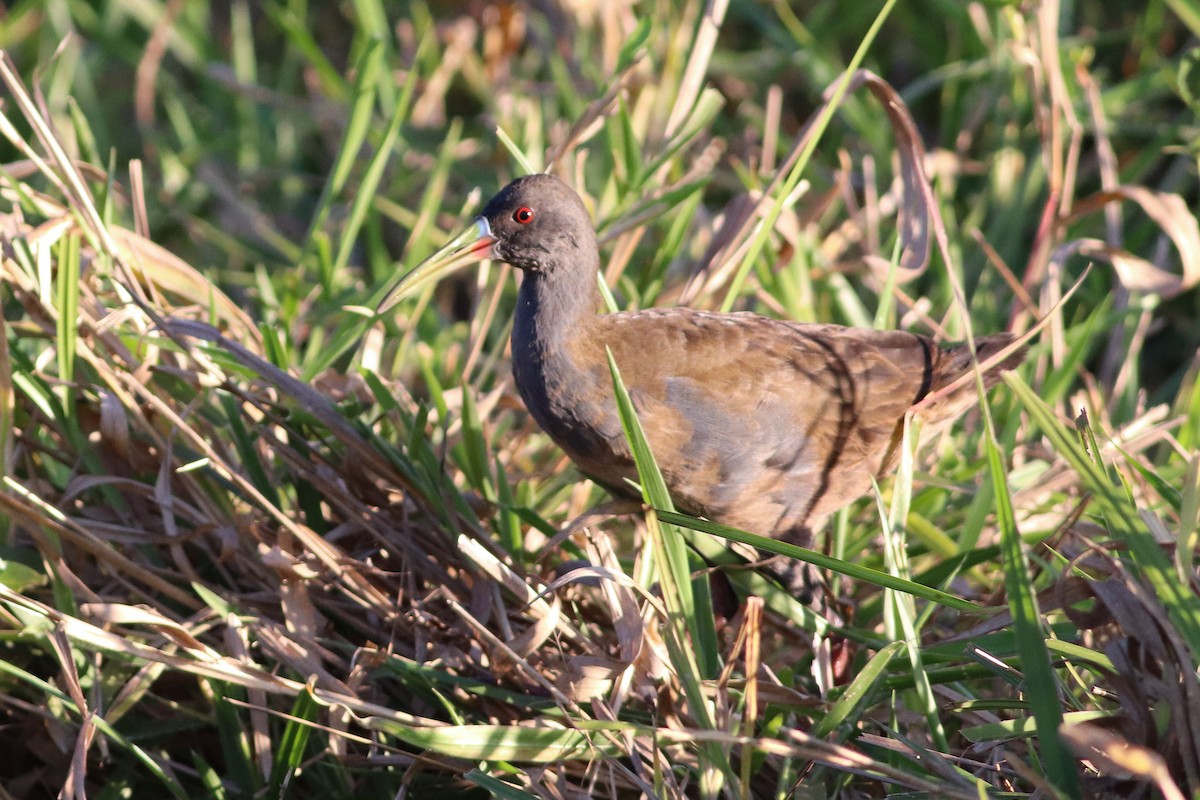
[512,262,601,357]
[509,259,603,440]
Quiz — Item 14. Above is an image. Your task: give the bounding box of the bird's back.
[515,305,1022,541]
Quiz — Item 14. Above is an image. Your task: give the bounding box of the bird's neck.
[510,260,605,442]
[506,260,600,424]
[512,263,601,355]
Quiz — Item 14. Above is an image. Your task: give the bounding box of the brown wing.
[589,310,938,536]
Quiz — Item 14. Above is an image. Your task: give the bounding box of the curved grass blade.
[655,510,982,612]
[606,348,733,796]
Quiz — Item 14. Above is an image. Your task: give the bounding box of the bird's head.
[378,174,595,314]
[479,174,594,274]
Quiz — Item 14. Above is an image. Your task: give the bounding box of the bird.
[381,173,1026,601]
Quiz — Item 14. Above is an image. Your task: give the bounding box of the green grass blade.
[219,392,279,505]
[373,721,614,761]
[813,640,903,739]
[301,37,385,253]
[266,688,320,794]
[326,61,417,280]
[877,419,948,752]
[656,510,982,612]
[496,124,538,175]
[464,769,542,799]
[988,380,1080,798]
[54,231,80,414]
[720,0,900,312]
[1008,373,1200,654]
[605,348,732,796]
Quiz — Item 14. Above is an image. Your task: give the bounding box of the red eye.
[513,206,535,224]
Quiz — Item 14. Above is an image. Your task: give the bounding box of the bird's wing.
[591,310,935,531]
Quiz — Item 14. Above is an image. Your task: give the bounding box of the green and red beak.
[377,217,496,315]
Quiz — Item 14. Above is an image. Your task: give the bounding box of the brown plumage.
[385,174,1026,599]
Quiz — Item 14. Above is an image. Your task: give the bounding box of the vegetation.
[1,0,1198,797]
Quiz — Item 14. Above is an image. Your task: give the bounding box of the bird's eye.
[513,206,535,224]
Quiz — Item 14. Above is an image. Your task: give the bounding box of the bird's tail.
[934,332,1028,392]
[909,332,1028,434]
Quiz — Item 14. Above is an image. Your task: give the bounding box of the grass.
[1,0,1199,797]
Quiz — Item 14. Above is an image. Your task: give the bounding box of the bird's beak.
[377,216,496,315]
